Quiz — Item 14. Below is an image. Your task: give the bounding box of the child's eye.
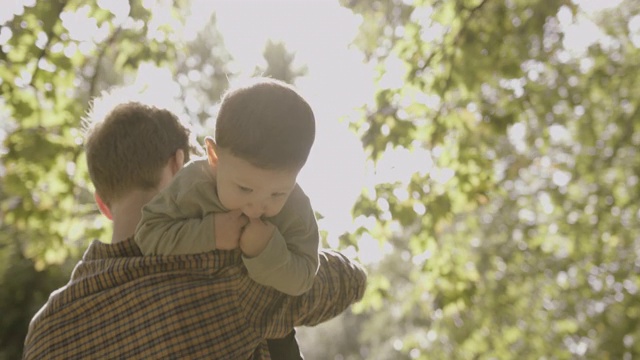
[271,192,286,198]
[239,186,252,193]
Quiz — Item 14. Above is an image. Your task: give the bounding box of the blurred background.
[1,0,639,359]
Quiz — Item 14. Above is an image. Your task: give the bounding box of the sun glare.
[191,1,378,241]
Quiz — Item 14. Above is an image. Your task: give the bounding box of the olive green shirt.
[135,159,320,296]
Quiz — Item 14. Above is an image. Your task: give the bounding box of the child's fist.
[239,217,275,258]
[214,210,248,250]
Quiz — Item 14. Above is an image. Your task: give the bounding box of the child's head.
[84,95,201,208]
[205,77,316,219]
[213,77,315,171]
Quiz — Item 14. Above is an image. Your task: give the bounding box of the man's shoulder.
[177,158,214,184]
[161,158,219,201]
[23,248,263,359]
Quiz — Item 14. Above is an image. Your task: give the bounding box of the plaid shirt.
[23,238,367,359]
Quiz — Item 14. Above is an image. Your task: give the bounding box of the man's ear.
[170,149,185,175]
[205,136,219,167]
[94,192,113,220]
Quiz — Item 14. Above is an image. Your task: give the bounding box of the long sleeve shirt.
[134,159,320,296]
[23,238,367,360]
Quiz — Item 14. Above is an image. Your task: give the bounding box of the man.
[23,93,367,359]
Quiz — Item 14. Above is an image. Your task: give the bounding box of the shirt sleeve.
[239,249,367,339]
[241,185,320,296]
[135,160,225,255]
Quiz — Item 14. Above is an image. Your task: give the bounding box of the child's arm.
[135,160,239,255]
[240,185,320,296]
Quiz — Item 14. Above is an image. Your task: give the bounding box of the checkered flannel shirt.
[23,238,367,359]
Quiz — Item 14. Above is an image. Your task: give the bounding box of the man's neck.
[110,190,158,243]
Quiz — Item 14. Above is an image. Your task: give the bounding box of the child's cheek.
[218,187,237,210]
[267,200,287,217]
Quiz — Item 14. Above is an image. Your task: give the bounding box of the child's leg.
[267,329,304,360]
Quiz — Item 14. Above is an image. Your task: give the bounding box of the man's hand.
[239,217,276,258]
[214,210,248,250]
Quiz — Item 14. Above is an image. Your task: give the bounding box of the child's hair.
[83,91,201,206]
[215,77,315,170]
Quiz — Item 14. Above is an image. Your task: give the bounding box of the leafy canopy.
[337,0,640,358]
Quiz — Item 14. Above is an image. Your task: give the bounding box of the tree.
[332,0,640,358]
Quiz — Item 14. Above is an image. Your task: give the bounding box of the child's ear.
[205,136,218,167]
[94,193,113,220]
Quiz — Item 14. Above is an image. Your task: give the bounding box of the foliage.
[332,0,640,358]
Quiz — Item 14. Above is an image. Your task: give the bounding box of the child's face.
[213,150,299,220]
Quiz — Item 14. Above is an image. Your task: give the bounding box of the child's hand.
[239,217,275,258]
[214,210,248,250]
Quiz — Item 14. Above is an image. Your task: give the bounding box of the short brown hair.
[215,77,315,170]
[84,100,200,206]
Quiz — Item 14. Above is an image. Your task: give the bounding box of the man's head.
[84,98,200,212]
[206,77,316,219]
